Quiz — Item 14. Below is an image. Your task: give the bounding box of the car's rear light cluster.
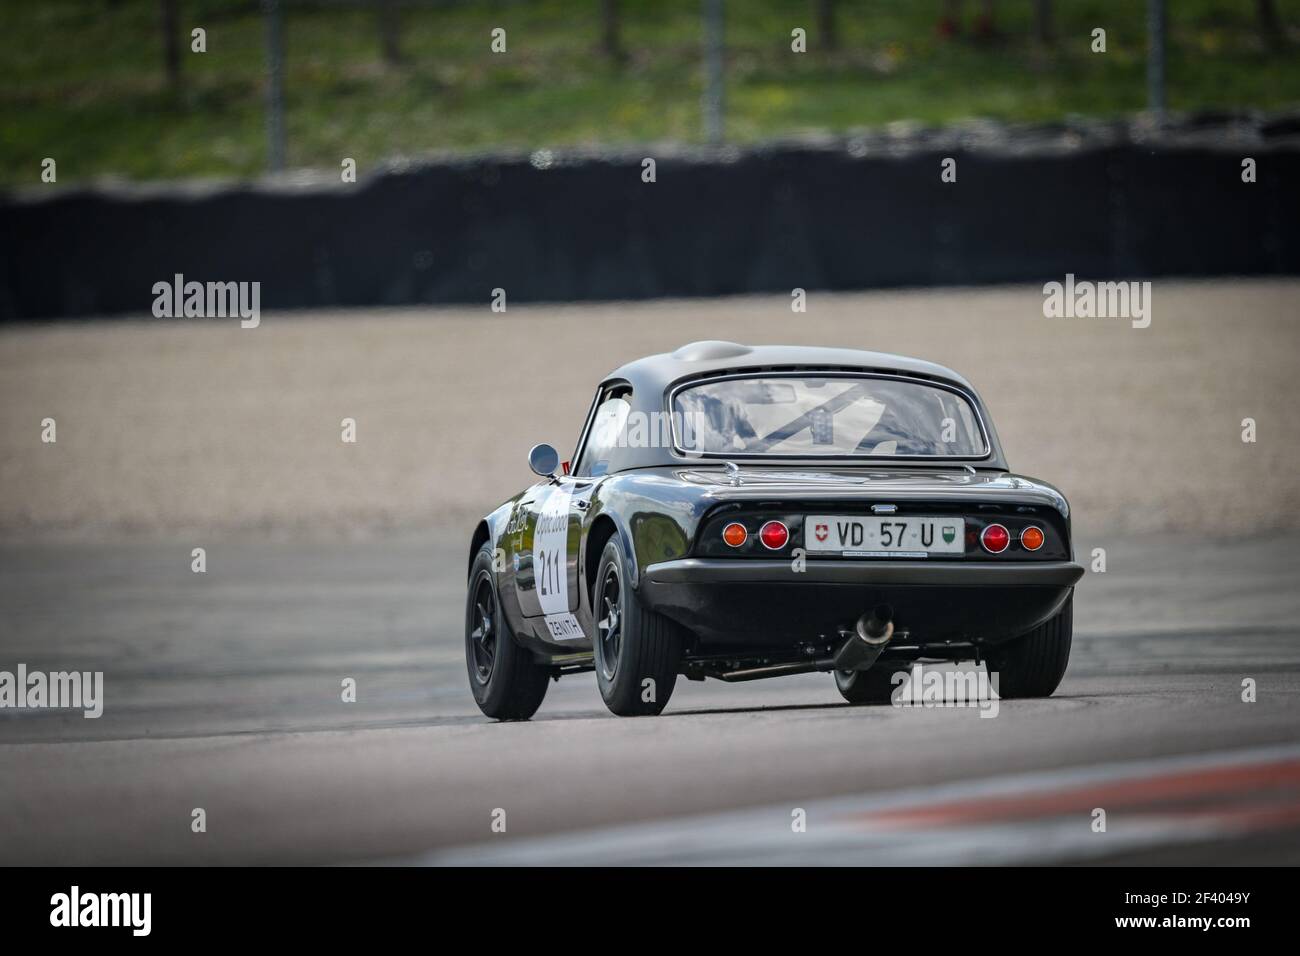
[980,523,1010,553]
[721,519,790,550]
[758,520,789,550]
[980,522,1045,553]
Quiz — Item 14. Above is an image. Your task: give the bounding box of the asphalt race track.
[2,531,1298,865]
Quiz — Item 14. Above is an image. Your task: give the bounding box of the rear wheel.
[834,663,910,705]
[465,543,550,720]
[593,539,683,716]
[986,596,1073,699]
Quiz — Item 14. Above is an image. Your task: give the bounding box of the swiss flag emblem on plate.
[814,523,829,542]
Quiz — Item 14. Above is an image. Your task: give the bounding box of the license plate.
[805,515,965,556]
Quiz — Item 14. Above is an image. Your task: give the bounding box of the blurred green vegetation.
[2,0,1298,185]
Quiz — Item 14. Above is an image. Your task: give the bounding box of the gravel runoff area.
[1,278,1296,539]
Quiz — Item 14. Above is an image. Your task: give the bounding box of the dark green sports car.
[466,341,1083,719]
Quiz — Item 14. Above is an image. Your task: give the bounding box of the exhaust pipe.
[833,605,895,672]
[855,604,895,646]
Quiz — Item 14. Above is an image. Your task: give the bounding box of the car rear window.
[671,375,987,458]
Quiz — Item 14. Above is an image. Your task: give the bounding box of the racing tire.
[986,595,1073,699]
[834,663,910,705]
[465,543,551,721]
[593,539,683,716]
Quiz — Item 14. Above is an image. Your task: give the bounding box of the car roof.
[580,342,1008,473]
[603,341,979,395]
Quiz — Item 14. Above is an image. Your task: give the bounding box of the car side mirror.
[528,443,560,478]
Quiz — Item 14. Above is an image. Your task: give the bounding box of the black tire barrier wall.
[3,134,1297,320]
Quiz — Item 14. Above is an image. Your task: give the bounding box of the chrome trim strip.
[643,558,1086,587]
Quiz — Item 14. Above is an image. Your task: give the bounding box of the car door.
[517,476,586,642]
[517,384,628,643]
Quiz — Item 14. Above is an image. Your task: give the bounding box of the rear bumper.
[639,558,1083,648]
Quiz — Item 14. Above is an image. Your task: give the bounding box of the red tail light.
[722,522,747,547]
[980,523,1010,553]
[758,520,789,550]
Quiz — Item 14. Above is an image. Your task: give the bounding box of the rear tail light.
[722,522,747,547]
[1020,526,1045,551]
[758,520,789,550]
[980,523,1010,553]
